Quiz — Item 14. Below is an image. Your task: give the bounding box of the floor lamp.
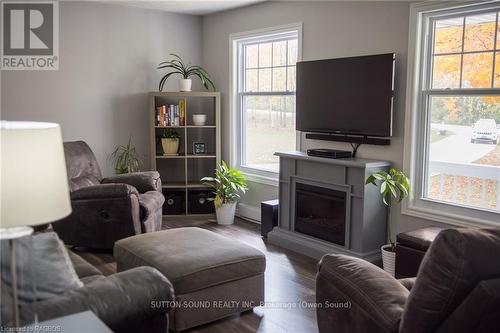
[0,121,72,327]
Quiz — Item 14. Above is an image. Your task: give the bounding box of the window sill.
[401,201,500,229]
[243,172,279,187]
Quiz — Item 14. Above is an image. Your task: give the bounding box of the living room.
[1,0,499,332]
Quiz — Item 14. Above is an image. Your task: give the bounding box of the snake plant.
[157,53,216,91]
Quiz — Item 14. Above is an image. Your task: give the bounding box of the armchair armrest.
[70,184,138,200]
[316,254,409,333]
[398,277,416,291]
[101,171,161,193]
[36,267,174,332]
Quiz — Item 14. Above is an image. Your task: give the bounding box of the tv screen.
[296,53,395,137]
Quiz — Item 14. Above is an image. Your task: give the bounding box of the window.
[231,24,301,178]
[404,2,500,226]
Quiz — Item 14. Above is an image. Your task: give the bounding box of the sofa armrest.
[398,277,416,291]
[71,184,138,200]
[36,267,174,332]
[101,171,161,193]
[316,254,409,333]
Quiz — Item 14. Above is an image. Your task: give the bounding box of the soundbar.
[307,149,353,159]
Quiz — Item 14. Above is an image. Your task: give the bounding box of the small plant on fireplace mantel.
[366,168,410,276]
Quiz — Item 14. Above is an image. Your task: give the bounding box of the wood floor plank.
[72,217,320,333]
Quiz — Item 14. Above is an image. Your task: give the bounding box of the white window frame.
[229,23,303,185]
[403,1,500,227]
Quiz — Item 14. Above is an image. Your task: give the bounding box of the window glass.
[423,11,500,214]
[237,31,299,173]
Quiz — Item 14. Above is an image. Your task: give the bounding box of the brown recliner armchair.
[52,141,164,249]
[316,227,500,333]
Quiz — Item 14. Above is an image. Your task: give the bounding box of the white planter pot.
[215,202,237,225]
[381,244,396,277]
[179,79,192,92]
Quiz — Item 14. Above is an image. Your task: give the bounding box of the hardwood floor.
[73,218,320,333]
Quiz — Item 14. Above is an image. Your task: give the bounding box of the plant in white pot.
[161,129,180,156]
[157,54,216,92]
[366,168,410,277]
[201,161,247,225]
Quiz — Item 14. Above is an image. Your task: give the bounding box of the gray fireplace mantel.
[268,151,391,262]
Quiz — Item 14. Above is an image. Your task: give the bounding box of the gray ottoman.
[113,227,266,331]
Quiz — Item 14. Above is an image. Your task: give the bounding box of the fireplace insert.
[294,182,346,246]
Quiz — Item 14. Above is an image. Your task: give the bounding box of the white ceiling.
[100,0,267,15]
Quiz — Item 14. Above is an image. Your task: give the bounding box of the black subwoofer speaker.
[261,199,279,237]
[162,190,186,215]
[188,190,215,214]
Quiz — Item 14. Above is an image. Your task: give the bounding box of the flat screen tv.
[296,53,395,137]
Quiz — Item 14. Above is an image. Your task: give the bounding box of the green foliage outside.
[431,96,500,126]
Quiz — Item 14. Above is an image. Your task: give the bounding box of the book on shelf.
[155,101,186,127]
[179,100,186,126]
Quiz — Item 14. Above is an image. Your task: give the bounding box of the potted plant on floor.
[161,129,180,156]
[201,161,247,225]
[157,54,216,92]
[366,168,410,276]
[110,136,143,174]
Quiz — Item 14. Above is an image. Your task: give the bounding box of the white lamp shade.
[1,121,72,228]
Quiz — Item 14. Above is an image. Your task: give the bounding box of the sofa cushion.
[0,232,83,301]
[70,175,101,192]
[67,250,103,280]
[400,228,500,333]
[70,184,139,200]
[101,171,161,193]
[114,227,266,294]
[138,191,165,221]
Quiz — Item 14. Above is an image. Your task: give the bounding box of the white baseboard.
[236,203,261,223]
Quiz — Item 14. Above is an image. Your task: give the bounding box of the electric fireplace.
[294,183,346,246]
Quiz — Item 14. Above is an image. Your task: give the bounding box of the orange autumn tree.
[431,17,500,125]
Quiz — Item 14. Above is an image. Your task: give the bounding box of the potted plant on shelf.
[366,168,410,276]
[157,53,216,92]
[162,129,180,156]
[110,136,143,174]
[201,161,247,225]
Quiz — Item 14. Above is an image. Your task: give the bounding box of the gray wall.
[202,1,445,234]
[1,1,202,176]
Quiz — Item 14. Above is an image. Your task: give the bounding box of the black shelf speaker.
[162,189,185,215]
[188,190,215,214]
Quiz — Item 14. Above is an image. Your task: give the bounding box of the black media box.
[307,148,353,159]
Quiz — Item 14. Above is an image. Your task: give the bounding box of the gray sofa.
[316,227,500,333]
[40,251,174,332]
[52,141,164,249]
[1,250,174,333]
